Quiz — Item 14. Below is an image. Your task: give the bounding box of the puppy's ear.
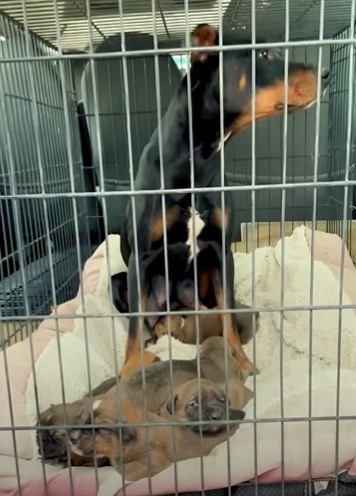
[191,24,217,64]
[243,386,254,405]
[74,398,99,425]
[45,412,53,423]
[166,395,178,415]
[228,409,245,421]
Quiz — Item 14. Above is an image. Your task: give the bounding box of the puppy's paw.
[154,316,184,339]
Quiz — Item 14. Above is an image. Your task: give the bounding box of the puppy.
[37,399,110,467]
[38,337,252,468]
[65,383,246,481]
[120,336,253,415]
[160,378,248,433]
[154,302,259,346]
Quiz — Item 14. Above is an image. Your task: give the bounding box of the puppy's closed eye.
[166,395,177,415]
[51,429,66,440]
[97,425,136,444]
[121,425,137,443]
[188,399,199,409]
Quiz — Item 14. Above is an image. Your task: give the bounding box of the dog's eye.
[259,50,270,60]
[52,429,65,440]
[189,400,199,408]
[219,396,226,403]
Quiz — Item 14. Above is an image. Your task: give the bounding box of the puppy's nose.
[209,408,223,421]
[320,68,330,90]
[69,429,81,445]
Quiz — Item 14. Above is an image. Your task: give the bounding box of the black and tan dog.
[111,270,259,345]
[154,302,259,346]
[119,23,330,379]
[40,380,246,481]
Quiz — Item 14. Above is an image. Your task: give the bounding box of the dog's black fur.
[118,23,330,377]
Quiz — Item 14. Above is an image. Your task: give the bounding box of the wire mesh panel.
[226,44,332,244]
[79,33,183,236]
[327,23,356,255]
[0,1,355,496]
[0,14,91,342]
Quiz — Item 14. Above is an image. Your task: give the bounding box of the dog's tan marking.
[238,75,247,90]
[149,205,180,243]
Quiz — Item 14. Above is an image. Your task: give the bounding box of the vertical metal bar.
[307,0,326,493]
[0,317,23,495]
[279,0,291,493]
[53,0,99,490]
[116,0,148,489]
[150,0,179,492]
[0,23,24,482]
[334,4,355,494]
[217,1,232,494]
[250,0,259,494]
[0,38,32,496]
[99,34,126,486]
[22,1,72,492]
[182,0,205,489]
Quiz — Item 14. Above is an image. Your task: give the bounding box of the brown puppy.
[118,336,253,416]
[66,382,246,481]
[37,337,252,467]
[37,399,110,467]
[154,302,259,345]
[160,378,249,428]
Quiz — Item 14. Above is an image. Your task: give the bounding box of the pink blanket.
[1,227,356,495]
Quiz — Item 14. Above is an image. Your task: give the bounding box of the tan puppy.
[37,400,110,467]
[38,337,253,468]
[154,302,259,345]
[92,336,253,414]
[66,381,246,481]
[160,378,249,428]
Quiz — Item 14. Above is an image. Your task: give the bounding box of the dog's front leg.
[120,254,159,379]
[211,254,259,379]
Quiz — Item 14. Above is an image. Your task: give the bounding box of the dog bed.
[1,225,356,495]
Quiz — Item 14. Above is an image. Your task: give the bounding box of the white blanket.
[25,227,356,494]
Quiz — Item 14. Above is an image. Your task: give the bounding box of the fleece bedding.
[1,224,356,496]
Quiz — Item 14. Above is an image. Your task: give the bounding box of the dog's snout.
[320,68,330,91]
[209,408,224,421]
[321,68,330,81]
[69,429,81,445]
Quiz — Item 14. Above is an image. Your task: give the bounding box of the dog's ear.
[242,386,254,405]
[228,409,245,421]
[166,395,178,415]
[191,23,217,64]
[111,272,129,314]
[44,412,53,423]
